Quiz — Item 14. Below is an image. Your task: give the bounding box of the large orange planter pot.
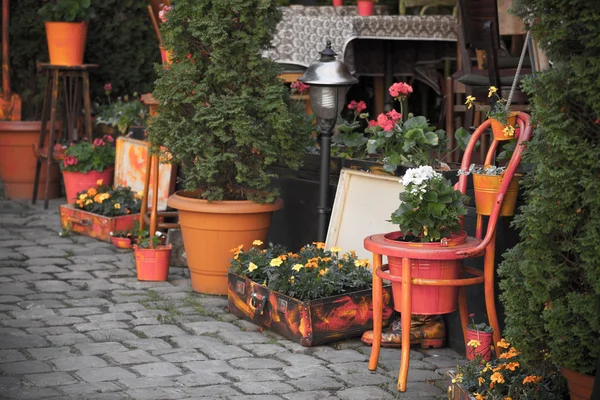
[561,367,595,400]
[45,22,88,66]
[385,231,466,315]
[167,190,283,295]
[134,244,172,281]
[63,168,114,204]
[0,121,61,199]
[472,173,521,217]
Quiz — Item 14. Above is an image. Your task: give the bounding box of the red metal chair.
[364,112,532,392]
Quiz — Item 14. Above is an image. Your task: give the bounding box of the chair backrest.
[458,0,500,52]
[454,112,533,258]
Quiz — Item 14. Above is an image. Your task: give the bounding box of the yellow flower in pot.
[464,86,517,141]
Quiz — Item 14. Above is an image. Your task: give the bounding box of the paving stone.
[0,360,52,374]
[336,386,396,400]
[119,376,178,389]
[108,350,160,365]
[1,387,62,399]
[47,333,93,346]
[65,290,108,299]
[229,357,287,370]
[27,346,75,360]
[27,326,74,336]
[34,280,76,293]
[111,295,148,303]
[283,364,336,379]
[176,371,231,386]
[130,317,160,326]
[234,381,295,394]
[55,271,96,281]
[36,237,73,246]
[74,321,129,332]
[152,349,207,363]
[276,353,326,366]
[69,255,119,264]
[382,381,445,397]
[63,297,113,307]
[422,356,463,369]
[75,342,129,355]
[64,263,115,272]
[287,376,345,391]
[51,355,109,371]
[123,338,173,351]
[0,334,48,349]
[182,320,240,335]
[76,366,137,382]
[59,381,122,395]
[25,293,68,301]
[41,316,85,326]
[126,387,187,400]
[389,368,443,383]
[11,273,53,282]
[226,369,284,382]
[0,326,28,336]
[180,384,240,398]
[108,303,146,313]
[0,349,26,363]
[233,319,263,332]
[17,246,68,257]
[24,371,78,386]
[0,305,20,312]
[18,299,66,309]
[420,347,464,359]
[217,330,270,345]
[84,280,126,291]
[131,362,183,377]
[283,392,340,400]
[0,376,22,390]
[181,360,233,374]
[313,349,369,364]
[58,307,104,317]
[0,240,37,248]
[27,265,67,273]
[25,258,72,266]
[242,343,288,357]
[134,324,188,338]
[337,372,392,386]
[87,329,139,342]
[86,312,133,322]
[0,268,25,276]
[0,283,33,296]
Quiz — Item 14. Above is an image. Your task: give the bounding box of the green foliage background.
[498,0,600,375]
[5,0,159,120]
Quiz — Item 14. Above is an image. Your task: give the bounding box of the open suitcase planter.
[59,204,138,242]
[228,272,394,346]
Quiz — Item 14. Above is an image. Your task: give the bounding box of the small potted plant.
[465,313,494,361]
[457,163,521,217]
[465,86,517,141]
[133,231,172,281]
[60,135,116,204]
[59,180,142,242]
[38,0,96,66]
[95,91,147,138]
[109,229,134,249]
[357,0,377,16]
[449,338,568,400]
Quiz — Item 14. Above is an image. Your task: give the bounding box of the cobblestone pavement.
[0,199,466,400]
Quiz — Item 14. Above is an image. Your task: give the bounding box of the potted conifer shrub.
[147,0,309,295]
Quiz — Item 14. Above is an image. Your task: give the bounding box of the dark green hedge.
[5,0,159,120]
[499,0,600,375]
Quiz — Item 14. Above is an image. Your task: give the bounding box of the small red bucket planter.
[111,236,133,249]
[357,1,374,16]
[134,244,172,281]
[465,327,494,361]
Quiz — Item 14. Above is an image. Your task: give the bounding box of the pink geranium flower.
[63,156,78,167]
[103,135,114,143]
[104,83,112,93]
[93,138,105,148]
[386,109,402,122]
[159,5,172,23]
[291,81,309,95]
[348,100,367,113]
[368,120,378,127]
[377,113,394,131]
[389,82,413,99]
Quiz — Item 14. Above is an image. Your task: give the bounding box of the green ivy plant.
[95,94,147,135]
[147,0,311,203]
[498,0,600,376]
[38,0,96,22]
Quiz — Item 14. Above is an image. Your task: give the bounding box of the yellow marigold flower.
[478,377,485,386]
[482,363,493,373]
[474,393,486,400]
[87,188,96,197]
[230,244,243,254]
[505,361,520,371]
[292,264,303,272]
[354,259,369,268]
[96,179,103,186]
[136,190,144,199]
[85,199,92,205]
[522,375,542,385]
[79,193,87,200]
[349,250,356,258]
[451,373,463,384]
[248,262,258,272]
[289,276,295,283]
[488,86,498,97]
[94,194,102,203]
[505,398,512,400]
[465,95,476,109]
[252,240,263,246]
[270,258,283,267]
[329,246,342,253]
[467,339,481,348]
[496,338,510,349]
[503,125,515,137]
[114,203,121,209]
[490,372,505,388]
[338,263,343,269]
[319,268,329,277]
[320,257,331,262]
[312,242,326,249]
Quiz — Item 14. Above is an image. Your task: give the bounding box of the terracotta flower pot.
[489,112,517,141]
[159,46,172,66]
[333,0,343,5]
[385,231,466,315]
[0,121,61,199]
[111,236,133,249]
[63,167,114,205]
[561,367,595,400]
[134,244,172,281]
[472,173,521,217]
[357,1,374,16]
[45,22,88,66]
[465,327,493,361]
[167,190,283,295]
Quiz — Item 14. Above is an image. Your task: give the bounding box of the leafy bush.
[38,0,96,22]
[61,136,115,173]
[229,241,373,301]
[498,0,600,375]
[147,0,311,203]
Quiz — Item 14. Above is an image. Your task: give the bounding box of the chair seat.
[484,56,531,70]
[457,72,529,88]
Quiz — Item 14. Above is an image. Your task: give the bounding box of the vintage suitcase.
[228,272,394,346]
[59,204,138,242]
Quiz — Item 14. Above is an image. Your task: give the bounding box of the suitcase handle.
[250,291,267,316]
[66,217,92,226]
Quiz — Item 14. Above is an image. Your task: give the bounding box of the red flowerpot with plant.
[61,135,115,204]
[134,232,171,281]
[465,314,494,361]
[357,0,375,16]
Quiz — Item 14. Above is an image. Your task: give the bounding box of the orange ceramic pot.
[357,1,374,16]
[561,367,595,400]
[111,236,133,249]
[465,327,493,361]
[167,190,283,295]
[159,46,172,66]
[0,121,61,199]
[489,112,517,141]
[134,244,172,281]
[385,231,466,315]
[63,168,114,204]
[472,173,521,217]
[45,22,87,66]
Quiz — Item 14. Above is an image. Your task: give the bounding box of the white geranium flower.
[401,166,441,187]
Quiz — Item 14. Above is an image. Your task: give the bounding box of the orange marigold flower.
[478,377,485,386]
[522,375,542,385]
[312,242,326,249]
[489,372,505,388]
[505,362,520,371]
[474,393,486,400]
[87,188,97,197]
[319,268,329,276]
[320,257,331,262]
[498,347,519,359]
[291,253,300,259]
[279,254,287,261]
[496,338,511,349]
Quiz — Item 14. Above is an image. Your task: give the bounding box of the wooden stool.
[32,63,98,209]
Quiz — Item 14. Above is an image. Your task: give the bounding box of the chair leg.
[483,231,502,356]
[444,77,455,162]
[149,152,160,236]
[398,257,412,392]
[33,71,53,205]
[44,70,60,210]
[458,286,469,344]
[368,253,384,371]
[82,71,93,141]
[139,144,153,232]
